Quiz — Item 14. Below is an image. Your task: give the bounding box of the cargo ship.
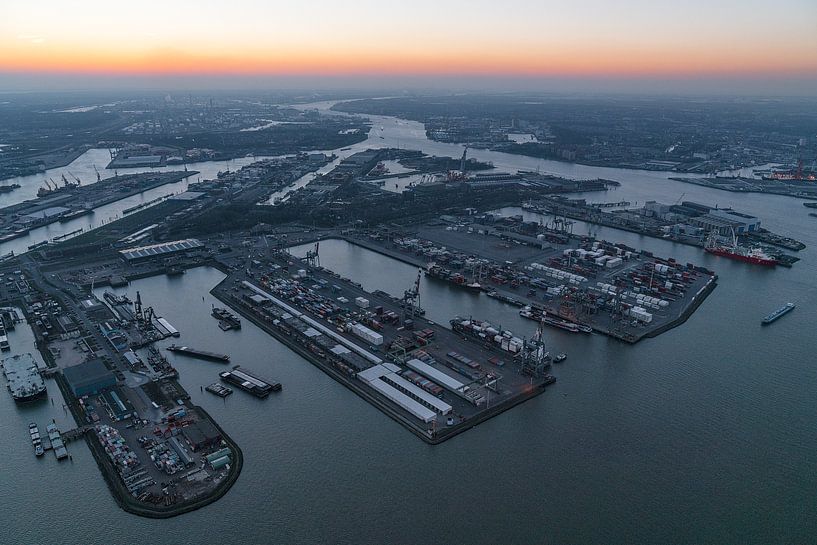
[519,306,592,334]
[450,317,526,354]
[704,231,777,267]
[2,353,46,402]
[762,302,795,325]
[426,264,483,293]
[485,291,526,307]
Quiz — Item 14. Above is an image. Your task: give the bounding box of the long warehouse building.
[406,358,470,396]
[357,363,452,423]
[242,281,382,365]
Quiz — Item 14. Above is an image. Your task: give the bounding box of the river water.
[3,102,817,545]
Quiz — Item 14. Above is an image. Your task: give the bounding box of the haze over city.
[2,0,817,93]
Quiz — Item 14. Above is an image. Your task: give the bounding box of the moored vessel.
[704,230,777,267]
[761,302,795,325]
[2,353,46,402]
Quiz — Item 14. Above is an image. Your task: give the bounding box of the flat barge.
[2,353,46,402]
[219,366,281,398]
[167,345,230,363]
[205,383,233,397]
[762,303,795,325]
[212,307,241,330]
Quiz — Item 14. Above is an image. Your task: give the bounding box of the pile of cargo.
[346,322,383,346]
[528,262,587,285]
[626,292,669,310]
[96,424,140,472]
[147,441,185,475]
[563,248,623,268]
[596,282,620,296]
[451,318,524,354]
[401,370,444,397]
[265,278,341,318]
[625,306,653,323]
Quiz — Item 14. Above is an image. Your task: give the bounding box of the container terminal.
[0,256,242,518]
[0,171,196,244]
[520,197,803,266]
[211,261,555,442]
[331,217,717,343]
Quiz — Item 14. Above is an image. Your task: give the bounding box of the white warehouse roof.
[119,238,203,261]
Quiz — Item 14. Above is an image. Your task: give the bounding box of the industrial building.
[182,419,223,451]
[357,363,452,423]
[119,239,204,263]
[63,359,117,397]
[688,209,761,235]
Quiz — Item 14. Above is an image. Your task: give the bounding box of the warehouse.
[406,358,470,396]
[63,359,117,397]
[182,419,222,451]
[119,238,204,263]
[357,363,450,421]
[366,378,436,424]
[688,210,760,235]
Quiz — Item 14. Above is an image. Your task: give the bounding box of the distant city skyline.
[2,0,816,94]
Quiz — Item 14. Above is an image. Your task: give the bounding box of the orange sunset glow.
[2,0,816,84]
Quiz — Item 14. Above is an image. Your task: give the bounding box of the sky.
[1,0,816,94]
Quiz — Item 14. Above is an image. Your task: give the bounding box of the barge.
[219,366,281,398]
[205,383,233,397]
[167,345,230,363]
[762,303,795,325]
[2,353,46,402]
[212,307,241,330]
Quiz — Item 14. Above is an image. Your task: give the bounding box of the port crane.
[93,165,101,182]
[402,268,423,318]
[520,317,551,378]
[304,242,320,268]
[447,146,469,182]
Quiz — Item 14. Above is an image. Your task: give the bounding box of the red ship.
[704,230,777,267]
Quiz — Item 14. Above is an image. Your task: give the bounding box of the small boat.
[554,353,567,363]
